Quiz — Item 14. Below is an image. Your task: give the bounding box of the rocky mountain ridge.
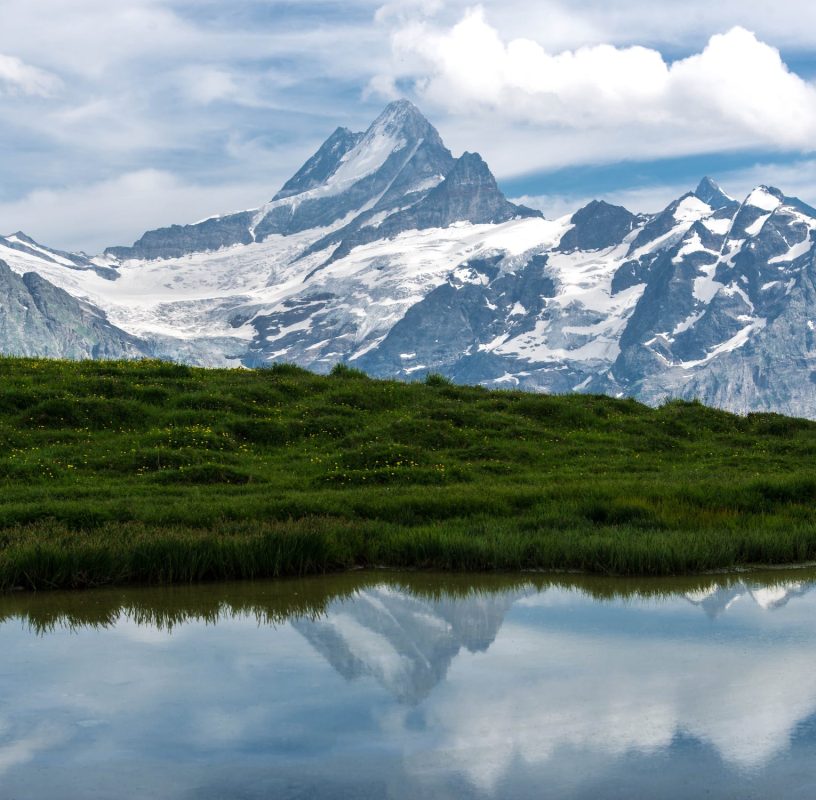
[2,100,816,417]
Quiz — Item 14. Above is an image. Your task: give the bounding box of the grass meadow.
[1,357,815,590]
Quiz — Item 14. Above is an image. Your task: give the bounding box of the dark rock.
[0,260,147,359]
[558,200,637,252]
[273,127,364,201]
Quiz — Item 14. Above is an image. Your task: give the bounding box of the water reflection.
[684,578,814,616]
[1,570,816,799]
[292,583,528,703]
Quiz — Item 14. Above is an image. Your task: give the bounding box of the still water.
[2,570,816,799]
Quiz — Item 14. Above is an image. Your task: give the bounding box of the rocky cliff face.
[557,200,640,252]
[4,103,816,418]
[0,259,147,359]
[272,126,364,201]
[317,151,539,265]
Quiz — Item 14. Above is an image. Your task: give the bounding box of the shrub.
[424,373,452,387]
[330,363,369,379]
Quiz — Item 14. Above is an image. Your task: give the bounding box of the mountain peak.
[580,199,622,213]
[444,151,495,186]
[7,231,35,243]
[694,177,734,210]
[558,199,637,252]
[377,98,425,121]
[424,151,540,224]
[695,176,720,194]
[367,99,435,141]
[744,185,785,211]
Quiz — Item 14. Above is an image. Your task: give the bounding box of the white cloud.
[0,170,283,254]
[0,53,60,96]
[0,1,201,81]
[375,0,816,53]
[374,9,816,169]
[182,67,242,106]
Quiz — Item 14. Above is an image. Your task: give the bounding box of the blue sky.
[2,0,816,252]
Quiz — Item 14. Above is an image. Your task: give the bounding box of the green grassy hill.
[1,357,815,589]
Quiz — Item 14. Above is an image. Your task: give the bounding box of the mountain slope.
[0,259,147,360]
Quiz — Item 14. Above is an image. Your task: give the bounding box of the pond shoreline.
[4,519,816,592]
[5,566,816,623]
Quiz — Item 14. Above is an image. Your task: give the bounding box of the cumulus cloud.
[374,0,816,54]
[375,9,816,163]
[0,53,60,96]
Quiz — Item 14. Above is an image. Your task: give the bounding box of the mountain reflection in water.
[1,570,815,799]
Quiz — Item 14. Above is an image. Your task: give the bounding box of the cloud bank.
[375,9,816,165]
[0,170,276,254]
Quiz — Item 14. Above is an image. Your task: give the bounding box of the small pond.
[2,569,816,798]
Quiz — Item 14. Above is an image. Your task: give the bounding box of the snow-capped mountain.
[2,100,816,416]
